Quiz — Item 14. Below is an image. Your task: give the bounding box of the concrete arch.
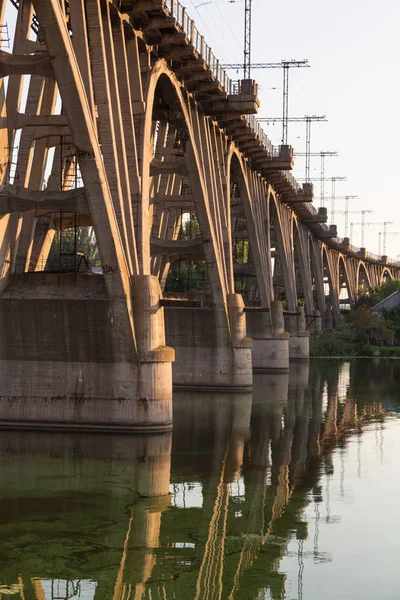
[356,261,372,292]
[380,267,394,285]
[141,60,228,315]
[268,189,297,311]
[140,65,193,274]
[338,254,354,308]
[226,146,271,305]
[322,245,341,327]
[292,216,313,316]
[309,235,325,315]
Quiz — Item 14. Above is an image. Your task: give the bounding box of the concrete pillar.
[164,294,253,391]
[247,301,290,373]
[0,273,174,431]
[131,274,175,418]
[323,308,334,331]
[119,433,172,599]
[227,293,253,388]
[312,309,322,332]
[288,307,310,360]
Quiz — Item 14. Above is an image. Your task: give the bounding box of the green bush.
[310,332,356,357]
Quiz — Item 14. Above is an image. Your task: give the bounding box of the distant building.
[371,291,400,315]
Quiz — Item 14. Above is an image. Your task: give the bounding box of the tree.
[48,226,99,269]
[347,306,393,345]
[355,279,400,308]
[165,216,206,293]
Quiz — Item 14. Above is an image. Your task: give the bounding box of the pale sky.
[185,0,400,259]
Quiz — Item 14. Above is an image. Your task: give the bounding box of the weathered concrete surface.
[289,334,310,360]
[165,304,253,391]
[0,273,174,431]
[285,306,310,360]
[247,302,290,373]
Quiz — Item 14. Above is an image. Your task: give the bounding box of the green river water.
[1,359,400,599]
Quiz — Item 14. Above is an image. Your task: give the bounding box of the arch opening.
[381,268,393,286]
[309,236,322,313]
[147,73,208,299]
[269,195,287,305]
[230,155,261,306]
[357,262,371,294]
[339,256,352,312]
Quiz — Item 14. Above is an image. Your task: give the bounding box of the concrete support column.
[227,293,253,388]
[131,274,175,426]
[310,309,322,332]
[323,308,334,331]
[288,306,310,360]
[247,301,290,373]
[164,294,252,391]
[0,273,174,432]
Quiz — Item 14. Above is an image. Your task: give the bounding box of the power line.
[224,60,309,143]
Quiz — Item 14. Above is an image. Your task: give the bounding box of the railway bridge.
[0,0,398,430]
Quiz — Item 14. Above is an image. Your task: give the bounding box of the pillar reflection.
[0,360,396,600]
[0,431,172,600]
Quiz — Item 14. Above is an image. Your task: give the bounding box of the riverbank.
[310,330,400,358]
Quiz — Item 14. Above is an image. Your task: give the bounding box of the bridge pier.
[0,273,174,432]
[165,294,253,391]
[287,307,310,360]
[247,301,290,373]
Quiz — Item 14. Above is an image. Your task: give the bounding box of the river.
[1,359,399,599]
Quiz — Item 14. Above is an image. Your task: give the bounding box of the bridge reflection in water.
[0,360,399,600]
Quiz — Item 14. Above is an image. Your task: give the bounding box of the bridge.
[0,0,398,430]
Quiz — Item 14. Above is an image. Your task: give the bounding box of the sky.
[184,0,400,259]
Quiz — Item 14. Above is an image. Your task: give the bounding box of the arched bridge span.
[0,0,397,429]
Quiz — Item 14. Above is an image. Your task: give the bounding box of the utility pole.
[331,196,359,235]
[331,176,347,223]
[350,218,390,248]
[223,60,310,144]
[295,151,338,206]
[243,0,252,79]
[258,115,327,181]
[378,223,397,255]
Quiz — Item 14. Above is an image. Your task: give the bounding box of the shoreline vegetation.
[310,331,400,358]
[310,279,400,358]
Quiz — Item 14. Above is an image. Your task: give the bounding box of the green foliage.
[310,331,400,358]
[310,332,357,357]
[233,239,249,264]
[382,306,400,332]
[347,306,393,345]
[180,217,201,240]
[48,226,99,265]
[165,259,206,293]
[165,216,206,292]
[356,279,400,308]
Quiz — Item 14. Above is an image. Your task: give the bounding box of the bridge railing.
[245,116,273,155]
[162,0,285,163]
[283,170,301,192]
[164,0,232,92]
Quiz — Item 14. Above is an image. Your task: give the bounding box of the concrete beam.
[0,49,54,78]
[150,237,204,257]
[150,158,188,176]
[154,193,194,205]
[0,185,88,215]
[0,112,69,130]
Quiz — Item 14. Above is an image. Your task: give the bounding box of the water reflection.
[1,360,400,599]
